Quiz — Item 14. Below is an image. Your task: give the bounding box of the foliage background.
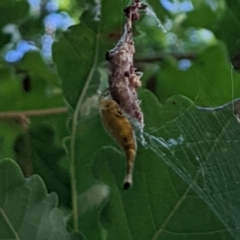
[1,0,240,239]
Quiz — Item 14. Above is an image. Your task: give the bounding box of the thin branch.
[0,107,68,120]
[69,24,101,231]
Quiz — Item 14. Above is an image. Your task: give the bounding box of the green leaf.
[92,90,236,240]
[0,32,11,49]
[100,0,128,32]
[183,3,217,29]
[92,149,232,240]
[0,159,76,240]
[147,0,170,21]
[0,53,64,112]
[16,51,60,86]
[0,65,21,111]
[14,124,71,206]
[0,122,22,160]
[156,42,240,106]
[213,0,240,56]
[52,0,128,109]
[53,23,97,109]
[0,0,29,28]
[19,16,45,39]
[15,52,61,105]
[72,116,115,239]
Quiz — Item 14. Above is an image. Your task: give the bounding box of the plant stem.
[69,26,100,231]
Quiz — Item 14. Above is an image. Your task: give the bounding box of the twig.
[69,24,101,232]
[0,107,68,120]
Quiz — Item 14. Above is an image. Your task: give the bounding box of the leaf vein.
[0,208,20,240]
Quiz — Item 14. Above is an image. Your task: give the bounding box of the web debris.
[99,0,147,189]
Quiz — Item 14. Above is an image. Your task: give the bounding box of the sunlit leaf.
[156,43,240,106]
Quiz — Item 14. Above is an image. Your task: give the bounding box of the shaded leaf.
[0,54,64,111]
[183,3,217,29]
[0,32,11,49]
[16,51,60,86]
[92,90,237,240]
[0,0,29,28]
[73,116,115,239]
[213,0,240,56]
[53,0,128,108]
[19,16,45,39]
[14,124,71,206]
[53,23,97,108]
[0,159,75,240]
[0,122,22,160]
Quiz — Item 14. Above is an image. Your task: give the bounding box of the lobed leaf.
[92,90,237,240]
[156,43,240,106]
[0,159,81,240]
[14,124,71,206]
